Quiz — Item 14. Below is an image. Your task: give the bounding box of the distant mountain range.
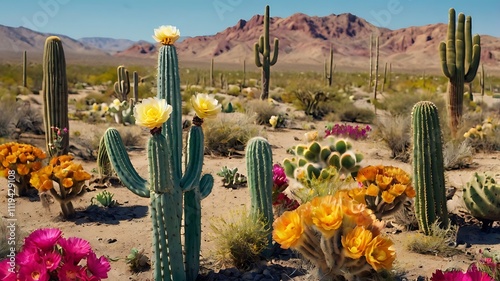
[0,12,499,72]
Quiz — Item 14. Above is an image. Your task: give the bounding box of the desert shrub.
[13,101,44,136]
[117,127,145,148]
[126,248,151,272]
[405,221,461,257]
[443,139,474,170]
[336,105,375,124]
[0,97,18,137]
[203,113,262,156]
[209,208,270,269]
[373,114,411,162]
[245,99,281,125]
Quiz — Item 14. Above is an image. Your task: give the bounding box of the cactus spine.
[246,137,274,253]
[411,101,449,235]
[324,44,334,87]
[42,36,69,157]
[440,8,481,137]
[100,41,213,281]
[254,5,279,100]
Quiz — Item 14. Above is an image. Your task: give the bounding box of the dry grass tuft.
[405,221,461,257]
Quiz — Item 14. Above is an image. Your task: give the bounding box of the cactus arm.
[199,174,214,199]
[465,16,472,69]
[439,42,452,79]
[270,38,279,65]
[97,136,112,177]
[465,37,481,82]
[102,128,149,198]
[254,43,263,67]
[180,125,204,192]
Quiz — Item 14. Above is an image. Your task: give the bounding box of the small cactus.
[463,172,500,231]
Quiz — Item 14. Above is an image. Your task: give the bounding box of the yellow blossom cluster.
[30,155,91,193]
[0,142,46,177]
[273,193,395,276]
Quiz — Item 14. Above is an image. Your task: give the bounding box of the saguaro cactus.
[42,36,69,157]
[114,65,130,101]
[99,26,214,281]
[324,44,334,87]
[254,5,279,100]
[22,50,27,88]
[411,101,449,235]
[246,137,274,253]
[440,8,481,136]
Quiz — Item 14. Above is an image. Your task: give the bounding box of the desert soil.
[1,97,500,280]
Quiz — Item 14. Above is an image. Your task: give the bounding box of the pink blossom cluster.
[272,164,299,212]
[431,265,493,281]
[324,123,372,140]
[0,228,110,281]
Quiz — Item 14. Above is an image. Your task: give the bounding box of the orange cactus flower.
[365,236,396,271]
[341,226,373,259]
[365,184,380,197]
[388,183,407,196]
[381,191,396,203]
[356,165,378,182]
[311,195,343,238]
[404,186,416,198]
[62,178,74,188]
[16,164,30,176]
[375,175,393,190]
[273,210,304,249]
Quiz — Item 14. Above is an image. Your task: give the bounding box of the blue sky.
[1,0,499,41]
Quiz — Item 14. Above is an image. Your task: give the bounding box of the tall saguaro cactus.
[440,8,481,136]
[324,44,334,87]
[114,65,130,101]
[99,26,213,281]
[246,137,274,254]
[411,101,449,235]
[254,5,279,100]
[42,36,69,157]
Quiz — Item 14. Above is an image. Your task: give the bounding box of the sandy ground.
[1,107,500,280]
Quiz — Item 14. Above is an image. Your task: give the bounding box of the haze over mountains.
[1,12,499,72]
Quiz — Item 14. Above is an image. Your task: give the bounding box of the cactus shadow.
[456,224,500,245]
[72,204,148,225]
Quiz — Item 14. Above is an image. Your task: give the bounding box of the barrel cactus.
[463,172,500,231]
[412,101,449,235]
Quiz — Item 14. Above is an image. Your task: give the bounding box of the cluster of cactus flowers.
[462,172,500,231]
[430,250,499,281]
[463,117,498,140]
[352,165,416,220]
[30,155,91,218]
[283,136,363,187]
[0,142,47,195]
[0,228,110,281]
[271,164,299,215]
[272,191,395,280]
[324,123,372,141]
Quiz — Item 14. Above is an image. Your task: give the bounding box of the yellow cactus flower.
[365,236,396,271]
[269,115,278,128]
[375,174,393,190]
[272,210,304,249]
[16,164,30,176]
[356,165,379,182]
[365,184,380,197]
[381,191,396,203]
[342,226,373,259]
[134,97,172,129]
[101,103,109,112]
[152,25,180,45]
[388,183,407,197]
[62,178,74,188]
[92,103,99,112]
[304,131,318,142]
[190,93,221,119]
[311,195,343,237]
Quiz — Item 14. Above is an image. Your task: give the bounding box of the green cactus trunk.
[440,8,481,137]
[42,36,69,157]
[412,101,449,235]
[254,5,279,100]
[246,137,274,253]
[99,41,212,281]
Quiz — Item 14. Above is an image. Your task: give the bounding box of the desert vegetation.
[1,8,500,281]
